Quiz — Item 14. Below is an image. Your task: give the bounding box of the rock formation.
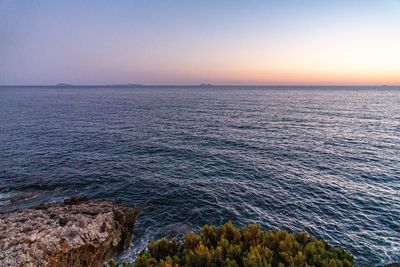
[0,198,137,266]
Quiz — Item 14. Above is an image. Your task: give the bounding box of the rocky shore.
[1,197,399,267]
[0,198,137,266]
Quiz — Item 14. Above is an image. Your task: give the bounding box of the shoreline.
[1,198,399,267]
[0,198,137,266]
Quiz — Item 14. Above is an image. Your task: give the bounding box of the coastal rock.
[0,198,137,266]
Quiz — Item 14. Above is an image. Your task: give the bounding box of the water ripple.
[0,86,399,266]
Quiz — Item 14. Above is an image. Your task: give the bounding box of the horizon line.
[0,83,399,87]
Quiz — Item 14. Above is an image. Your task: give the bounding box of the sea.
[0,86,399,266]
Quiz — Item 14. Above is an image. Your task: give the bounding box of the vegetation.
[132,222,353,267]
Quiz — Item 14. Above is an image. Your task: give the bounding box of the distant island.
[55,83,74,87]
[50,83,215,88]
[110,83,144,87]
[54,83,145,88]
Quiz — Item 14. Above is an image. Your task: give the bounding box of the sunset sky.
[1,0,399,85]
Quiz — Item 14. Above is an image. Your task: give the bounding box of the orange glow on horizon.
[1,1,399,85]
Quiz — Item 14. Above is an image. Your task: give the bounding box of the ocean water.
[0,86,399,266]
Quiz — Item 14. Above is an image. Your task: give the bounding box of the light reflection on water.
[0,86,399,266]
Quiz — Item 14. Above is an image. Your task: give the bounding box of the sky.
[1,0,400,85]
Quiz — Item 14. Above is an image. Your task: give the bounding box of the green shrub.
[133,221,353,267]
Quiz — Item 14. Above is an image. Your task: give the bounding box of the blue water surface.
[0,86,399,266]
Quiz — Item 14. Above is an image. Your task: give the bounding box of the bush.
[133,221,353,267]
